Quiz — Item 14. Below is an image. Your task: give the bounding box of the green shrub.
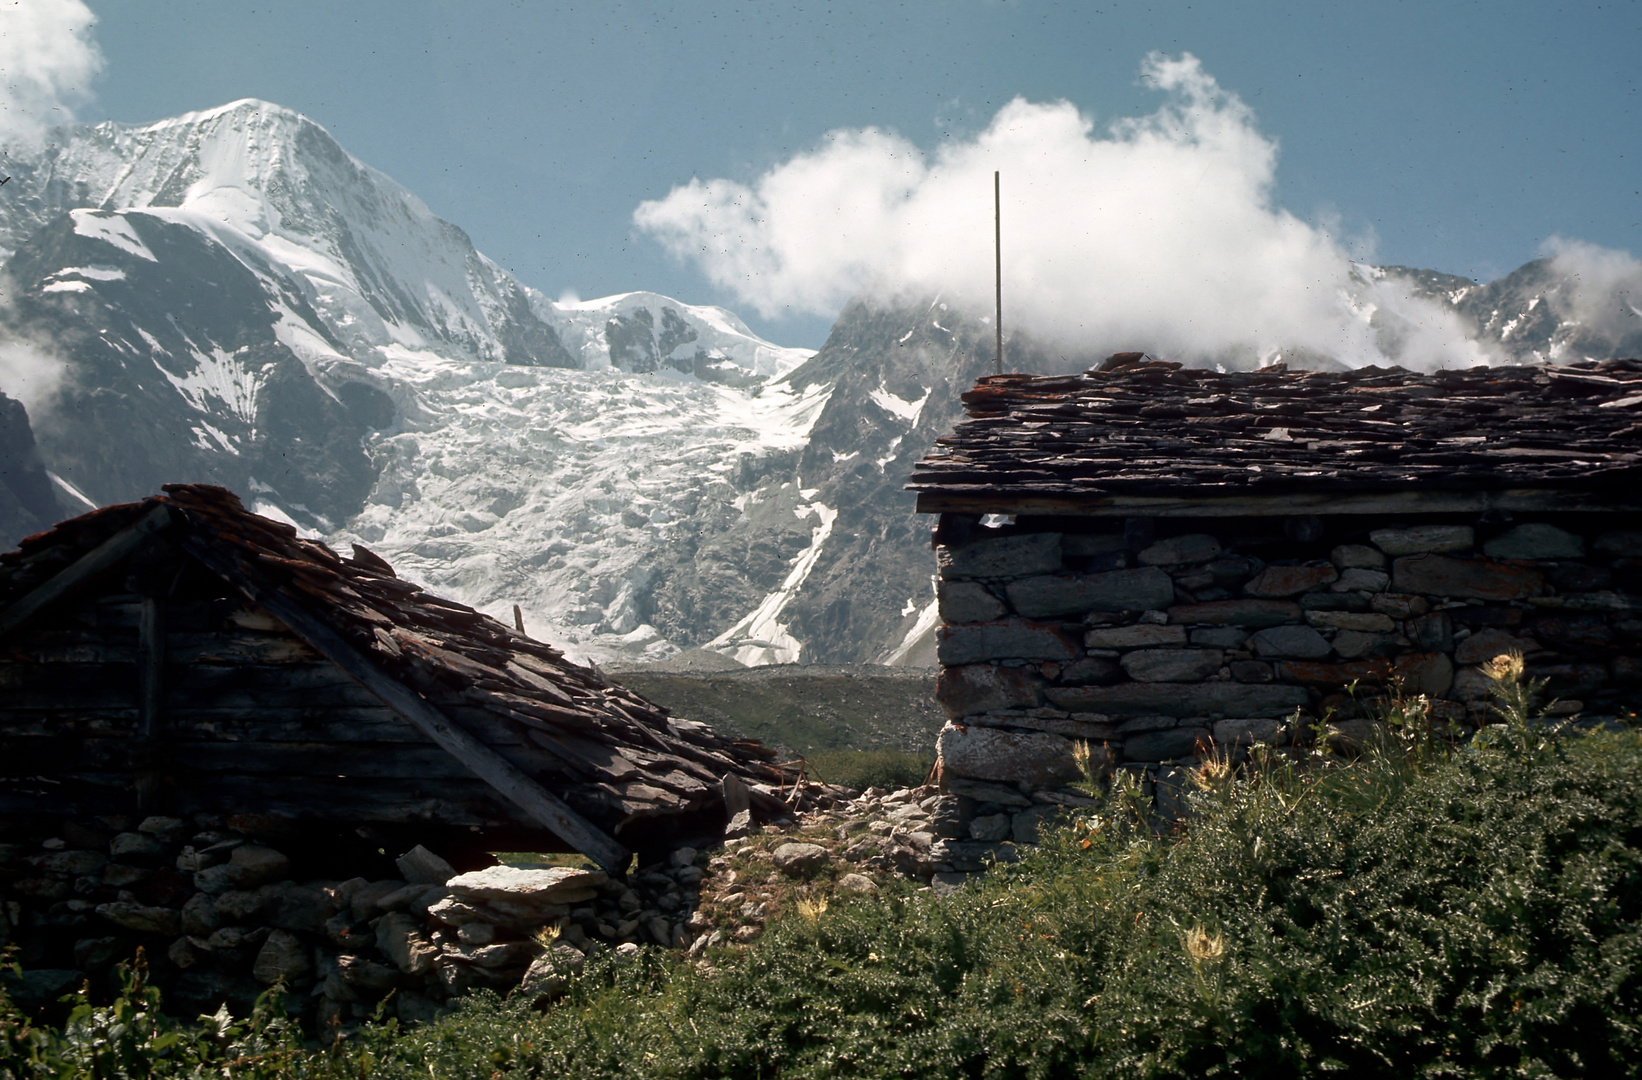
[6,671,1640,1077]
[803,748,932,792]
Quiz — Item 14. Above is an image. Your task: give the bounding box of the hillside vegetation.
[5,669,1640,1078]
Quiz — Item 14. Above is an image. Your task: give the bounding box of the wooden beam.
[913,487,1642,519]
[0,504,174,641]
[180,536,632,873]
[135,595,165,813]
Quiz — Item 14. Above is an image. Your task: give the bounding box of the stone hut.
[907,355,1642,818]
[0,484,809,876]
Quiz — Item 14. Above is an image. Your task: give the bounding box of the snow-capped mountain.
[0,98,1635,667]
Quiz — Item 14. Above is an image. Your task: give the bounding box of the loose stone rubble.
[0,782,1075,1021]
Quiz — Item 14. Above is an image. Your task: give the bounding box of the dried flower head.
[1482,652,1526,683]
[796,897,828,923]
[1183,925,1225,963]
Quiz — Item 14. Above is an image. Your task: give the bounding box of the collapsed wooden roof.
[0,484,819,871]
[909,356,1642,517]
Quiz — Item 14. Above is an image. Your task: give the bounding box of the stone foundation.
[933,514,1642,806]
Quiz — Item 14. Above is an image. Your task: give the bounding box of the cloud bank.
[1543,238,1642,348]
[0,0,101,141]
[636,53,1496,369]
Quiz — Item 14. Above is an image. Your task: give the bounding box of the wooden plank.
[180,535,632,873]
[913,487,1642,518]
[136,596,164,812]
[0,504,174,641]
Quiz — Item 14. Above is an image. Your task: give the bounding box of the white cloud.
[0,0,101,141]
[1542,237,1642,345]
[636,52,1494,369]
[0,335,68,415]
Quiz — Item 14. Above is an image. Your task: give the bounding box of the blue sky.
[61,1,1642,347]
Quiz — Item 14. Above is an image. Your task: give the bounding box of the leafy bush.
[6,666,1640,1077]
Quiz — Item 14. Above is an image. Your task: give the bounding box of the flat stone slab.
[937,618,1079,664]
[1044,682,1310,718]
[939,532,1062,579]
[1331,544,1387,570]
[1007,567,1175,617]
[1123,726,1211,762]
[1136,534,1222,566]
[446,865,606,913]
[1249,625,1332,659]
[1370,525,1474,556]
[937,581,1008,623]
[936,663,1044,717]
[1082,623,1187,649]
[1304,610,1395,633]
[1120,648,1225,682]
[1168,599,1302,627]
[937,723,1082,788]
[1273,658,1393,687]
[1455,627,1540,664]
[1244,563,1338,597]
[968,711,1116,739]
[1391,554,1545,601]
[1483,523,1585,560]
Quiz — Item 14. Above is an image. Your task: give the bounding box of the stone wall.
[932,514,1642,823]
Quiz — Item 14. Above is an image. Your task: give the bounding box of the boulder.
[835,873,880,894]
[968,814,1012,842]
[251,929,311,985]
[1331,630,1389,659]
[1483,523,1585,560]
[1369,525,1474,556]
[375,911,437,975]
[395,845,456,886]
[937,724,1081,788]
[936,663,1044,717]
[771,843,830,875]
[1331,544,1387,570]
[937,581,1008,623]
[1394,651,1454,697]
[1243,564,1338,597]
[936,618,1079,664]
[1120,648,1224,682]
[1371,593,1430,619]
[264,885,334,935]
[225,845,291,889]
[939,533,1062,579]
[1006,567,1175,617]
[1136,534,1222,566]
[1392,555,1545,601]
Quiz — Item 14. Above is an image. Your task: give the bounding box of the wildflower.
[1183,925,1225,963]
[1482,652,1525,683]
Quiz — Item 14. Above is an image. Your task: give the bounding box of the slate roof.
[908,356,1642,514]
[0,484,814,859]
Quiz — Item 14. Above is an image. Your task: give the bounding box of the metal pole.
[994,171,1003,375]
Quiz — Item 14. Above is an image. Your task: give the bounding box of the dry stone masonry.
[910,357,1642,825]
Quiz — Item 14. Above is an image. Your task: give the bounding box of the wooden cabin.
[906,355,1642,811]
[0,484,806,873]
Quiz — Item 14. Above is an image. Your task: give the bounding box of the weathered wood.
[182,535,632,873]
[135,596,164,811]
[0,504,174,641]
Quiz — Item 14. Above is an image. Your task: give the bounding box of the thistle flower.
[1183,925,1225,962]
[1482,652,1526,683]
